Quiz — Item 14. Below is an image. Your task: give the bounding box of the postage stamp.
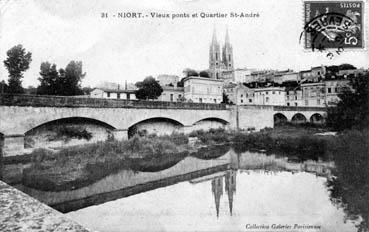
[302,1,364,51]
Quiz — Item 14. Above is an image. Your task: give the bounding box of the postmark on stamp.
[301,1,364,52]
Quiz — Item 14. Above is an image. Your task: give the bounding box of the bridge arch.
[192,117,229,131]
[310,113,325,124]
[273,113,288,126]
[291,113,307,124]
[24,117,116,148]
[128,117,184,138]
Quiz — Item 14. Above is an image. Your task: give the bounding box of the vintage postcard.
[0,0,369,232]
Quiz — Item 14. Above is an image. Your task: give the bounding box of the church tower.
[222,28,233,71]
[209,28,222,79]
[209,28,234,79]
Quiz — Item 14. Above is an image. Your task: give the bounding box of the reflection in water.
[211,176,223,218]
[2,144,365,231]
[210,170,236,218]
[225,170,236,216]
[64,150,360,232]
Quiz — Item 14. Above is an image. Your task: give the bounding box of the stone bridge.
[273,106,327,125]
[0,95,327,156]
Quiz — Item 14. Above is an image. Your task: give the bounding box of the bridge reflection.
[10,148,333,214]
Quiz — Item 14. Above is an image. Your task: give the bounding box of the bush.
[53,126,92,141]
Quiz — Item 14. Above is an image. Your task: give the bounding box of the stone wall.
[0,181,89,231]
[0,94,226,110]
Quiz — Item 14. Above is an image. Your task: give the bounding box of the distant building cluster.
[90,29,368,106]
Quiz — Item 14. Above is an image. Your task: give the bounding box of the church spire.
[211,27,218,46]
[225,27,230,45]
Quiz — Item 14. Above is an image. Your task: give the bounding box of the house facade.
[184,76,223,103]
[158,86,184,102]
[90,88,137,100]
[253,87,286,105]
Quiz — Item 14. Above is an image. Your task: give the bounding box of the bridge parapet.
[0,94,227,110]
[273,105,327,112]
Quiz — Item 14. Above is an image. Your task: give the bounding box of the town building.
[233,84,255,105]
[324,78,350,106]
[286,89,303,106]
[158,86,184,102]
[157,74,180,87]
[209,28,233,79]
[253,87,286,105]
[223,83,255,105]
[300,82,325,107]
[278,71,300,84]
[299,65,326,82]
[183,76,223,103]
[233,68,253,83]
[90,87,137,100]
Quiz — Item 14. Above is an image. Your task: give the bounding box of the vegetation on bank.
[22,125,329,191]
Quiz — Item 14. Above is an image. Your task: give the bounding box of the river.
[3,147,364,231]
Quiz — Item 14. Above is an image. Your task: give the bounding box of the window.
[334,87,338,93]
[214,99,217,103]
[241,94,243,98]
[107,92,110,98]
[216,53,218,60]
[127,93,130,100]
[295,102,298,106]
[266,97,269,103]
[229,54,231,61]
[287,102,290,106]
[328,88,331,93]
[305,100,308,106]
[266,91,269,95]
[317,99,320,105]
[170,94,173,102]
[249,99,252,103]
[117,93,120,99]
[272,91,275,94]
[241,99,243,103]
[199,98,202,103]
[295,96,297,100]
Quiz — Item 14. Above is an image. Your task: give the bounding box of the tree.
[37,62,60,95]
[3,45,32,94]
[25,86,37,95]
[82,86,93,95]
[36,61,85,96]
[326,73,369,131]
[135,76,163,100]
[58,61,85,96]
[199,70,210,78]
[183,68,198,77]
[0,80,8,94]
[177,78,185,87]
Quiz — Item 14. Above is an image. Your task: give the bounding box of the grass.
[22,134,192,191]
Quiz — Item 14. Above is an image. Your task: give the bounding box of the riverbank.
[18,125,334,192]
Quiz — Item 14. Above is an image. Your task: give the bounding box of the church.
[209,28,234,79]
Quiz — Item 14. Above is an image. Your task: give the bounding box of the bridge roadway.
[0,94,327,156]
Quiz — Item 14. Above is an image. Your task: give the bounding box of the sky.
[0,0,368,87]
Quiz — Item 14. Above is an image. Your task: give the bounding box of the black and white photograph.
[0,0,368,231]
